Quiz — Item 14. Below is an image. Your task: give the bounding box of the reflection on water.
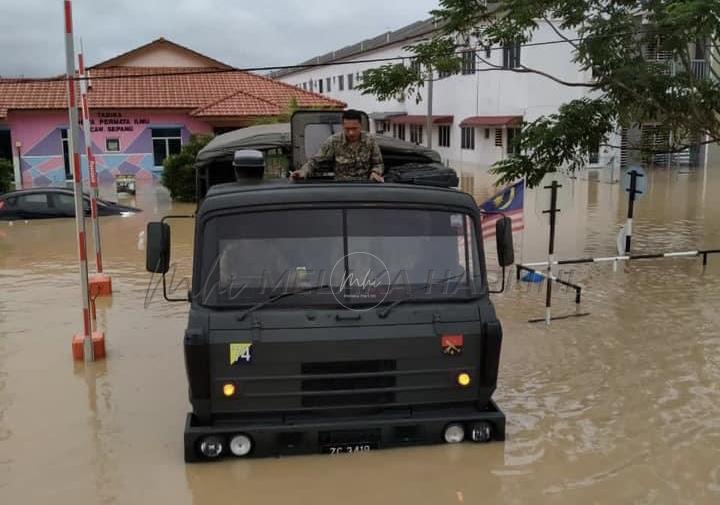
[1,167,719,504]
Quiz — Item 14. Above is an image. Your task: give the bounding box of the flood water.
[1,165,719,504]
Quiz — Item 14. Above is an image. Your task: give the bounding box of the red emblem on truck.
[441,334,464,355]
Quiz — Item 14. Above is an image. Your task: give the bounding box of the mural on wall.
[10,110,211,187]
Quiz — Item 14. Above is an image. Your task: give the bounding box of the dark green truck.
[146,112,513,462]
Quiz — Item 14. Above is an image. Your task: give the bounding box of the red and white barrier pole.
[78,48,103,270]
[79,43,112,296]
[64,0,104,362]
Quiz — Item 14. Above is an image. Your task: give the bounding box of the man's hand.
[369,172,384,183]
[289,170,305,180]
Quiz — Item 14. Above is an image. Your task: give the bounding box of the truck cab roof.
[199,182,479,218]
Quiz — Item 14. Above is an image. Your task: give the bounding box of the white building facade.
[274,19,620,176]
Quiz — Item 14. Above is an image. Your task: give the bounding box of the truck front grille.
[300,360,397,407]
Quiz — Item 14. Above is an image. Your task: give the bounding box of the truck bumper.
[184,401,505,462]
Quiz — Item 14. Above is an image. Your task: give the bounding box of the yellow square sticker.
[229,343,252,365]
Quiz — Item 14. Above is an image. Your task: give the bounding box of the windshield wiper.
[376,273,481,319]
[376,295,482,319]
[236,284,331,321]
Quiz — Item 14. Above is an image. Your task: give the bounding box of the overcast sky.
[0,0,439,77]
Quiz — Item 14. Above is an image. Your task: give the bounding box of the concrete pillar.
[12,151,22,189]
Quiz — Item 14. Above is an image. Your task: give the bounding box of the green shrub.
[251,97,299,126]
[0,158,14,194]
[161,134,214,202]
[264,149,290,178]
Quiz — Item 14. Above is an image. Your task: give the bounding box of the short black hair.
[342,109,363,122]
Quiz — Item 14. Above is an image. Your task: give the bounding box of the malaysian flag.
[480,179,525,239]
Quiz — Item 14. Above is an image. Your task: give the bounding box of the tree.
[161,134,214,202]
[251,97,301,126]
[0,158,14,194]
[359,0,720,187]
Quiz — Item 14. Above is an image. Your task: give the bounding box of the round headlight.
[444,423,465,444]
[229,434,253,457]
[470,422,492,443]
[199,436,224,458]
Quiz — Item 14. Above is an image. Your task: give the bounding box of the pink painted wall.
[8,109,212,186]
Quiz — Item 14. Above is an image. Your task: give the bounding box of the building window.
[495,128,503,147]
[485,128,490,139]
[461,127,475,150]
[375,120,390,134]
[61,129,71,179]
[106,138,120,152]
[152,128,182,167]
[338,75,344,91]
[348,73,354,89]
[461,50,476,75]
[588,138,600,164]
[302,82,307,90]
[318,79,323,93]
[438,125,451,147]
[507,128,520,156]
[393,123,406,141]
[503,43,521,69]
[326,78,332,93]
[409,125,424,145]
[410,59,422,76]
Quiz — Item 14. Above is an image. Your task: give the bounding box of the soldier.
[290,109,385,182]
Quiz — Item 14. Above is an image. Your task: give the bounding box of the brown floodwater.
[1,166,719,504]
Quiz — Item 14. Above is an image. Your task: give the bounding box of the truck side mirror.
[146,222,171,274]
[496,216,515,267]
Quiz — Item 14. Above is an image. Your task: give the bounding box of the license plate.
[322,443,377,455]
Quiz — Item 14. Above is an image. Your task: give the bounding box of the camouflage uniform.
[299,132,384,180]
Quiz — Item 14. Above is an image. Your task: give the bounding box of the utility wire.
[0,28,660,85]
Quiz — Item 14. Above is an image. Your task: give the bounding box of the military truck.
[146,111,514,461]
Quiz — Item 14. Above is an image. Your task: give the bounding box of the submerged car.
[0,187,141,220]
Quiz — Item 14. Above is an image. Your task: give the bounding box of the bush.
[0,158,14,194]
[161,134,214,202]
[251,97,299,126]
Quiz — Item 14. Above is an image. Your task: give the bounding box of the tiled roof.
[271,19,438,79]
[391,115,454,125]
[459,115,523,127]
[191,89,280,118]
[0,67,344,118]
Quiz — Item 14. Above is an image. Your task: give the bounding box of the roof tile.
[0,67,344,118]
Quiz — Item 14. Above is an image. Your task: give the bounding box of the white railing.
[649,59,711,80]
[690,60,709,80]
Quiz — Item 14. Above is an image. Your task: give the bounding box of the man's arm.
[297,137,336,178]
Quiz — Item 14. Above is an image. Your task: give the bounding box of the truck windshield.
[199,208,483,307]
